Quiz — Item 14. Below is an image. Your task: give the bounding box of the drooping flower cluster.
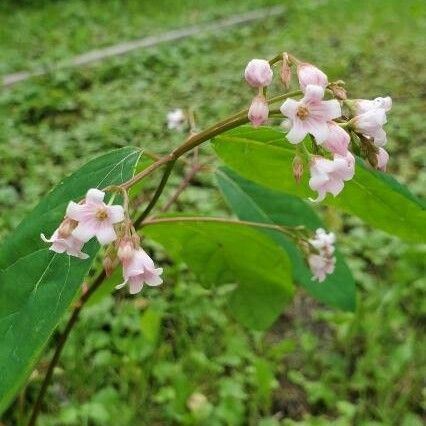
[307,228,336,282]
[243,55,392,202]
[41,188,162,294]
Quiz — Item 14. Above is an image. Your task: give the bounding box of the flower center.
[96,208,109,221]
[296,105,309,120]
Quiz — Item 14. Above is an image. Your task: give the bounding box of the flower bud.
[376,147,389,171]
[329,82,347,100]
[248,95,269,127]
[57,218,76,238]
[117,239,134,261]
[292,155,304,184]
[297,63,328,92]
[103,255,114,277]
[244,59,273,88]
[280,53,292,89]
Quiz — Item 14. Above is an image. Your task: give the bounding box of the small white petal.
[280,98,299,118]
[66,201,86,221]
[72,222,96,243]
[304,84,325,102]
[86,188,105,204]
[108,205,125,224]
[96,224,117,245]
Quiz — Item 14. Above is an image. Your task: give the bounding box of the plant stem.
[133,159,176,228]
[119,90,301,192]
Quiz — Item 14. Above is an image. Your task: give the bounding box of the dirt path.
[2,6,284,87]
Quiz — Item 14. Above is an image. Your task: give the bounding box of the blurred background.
[0,0,425,425]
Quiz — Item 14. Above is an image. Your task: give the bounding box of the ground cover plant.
[0,0,425,425]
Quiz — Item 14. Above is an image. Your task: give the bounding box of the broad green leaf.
[213,126,425,243]
[217,167,355,311]
[144,221,294,330]
[0,147,141,415]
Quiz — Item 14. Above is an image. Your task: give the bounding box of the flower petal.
[304,84,325,102]
[309,120,329,144]
[108,205,125,224]
[129,276,144,294]
[72,222,97,243]
[321,100,341,120]
[66,201,87,221]
[86,188,105,204]
[280,98,299,118]
[96,223,117,245]
[286,119,307,144]
[145,268,163,286]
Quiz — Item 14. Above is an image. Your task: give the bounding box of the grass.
[1,0,425,424]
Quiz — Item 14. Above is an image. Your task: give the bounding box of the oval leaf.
[216,167,355,311]
[144,220,294,330]
[213,126,425,243]
[0,147,141,414]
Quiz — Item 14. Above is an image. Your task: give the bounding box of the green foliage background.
[0,0,425,424]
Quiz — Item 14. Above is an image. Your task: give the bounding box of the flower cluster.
[307,228,336,282]
[41,188,162,294]
[244,56,392,202]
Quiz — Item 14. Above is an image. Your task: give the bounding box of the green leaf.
[216,167,355,311]
[213,126,425,243]
[144,221,294,330]
[0,147,141,415]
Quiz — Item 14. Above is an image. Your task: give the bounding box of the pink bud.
[323,122,350,156]
[376,147,389,171]
[329,82,347,100]
[103,255,114,277]
[297,63,328,92]
[280,53,292,89]
[244,59,273,88]
[248,96,269,127]
[292,155,304,184]
[117,239,134,261]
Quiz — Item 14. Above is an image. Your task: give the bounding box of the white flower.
[66,188,124,245]
[309,152,355,202]
[116,248,163,294]
[280,85,341,144]
[167,109,186,130]
[353,108,388,146]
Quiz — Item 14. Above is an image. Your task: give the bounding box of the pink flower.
[376,147,389,171]
[41,230,88,259]
[244,59,273,88]
[248,95,269,127]
[116,248,163,294]
[66,188,124,245]
[323,122,350,156]
[352,108,387,147]
[309,228,336,254]
[297,63,328,92]
[308,254,335,282]
[356,96,392,115]
[280,85,341,144]
[309,152,355,202]
[307,228,336,282]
